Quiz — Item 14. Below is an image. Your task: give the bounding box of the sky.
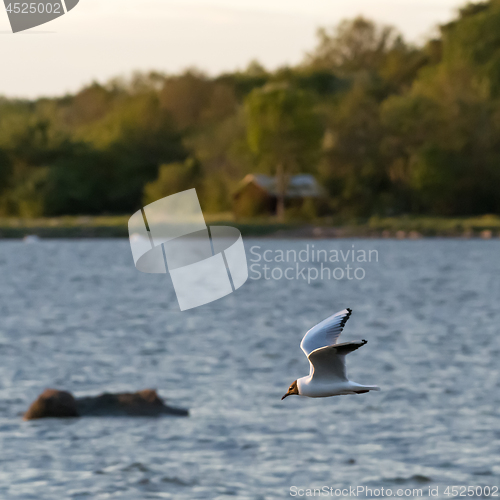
[0,0,468,98]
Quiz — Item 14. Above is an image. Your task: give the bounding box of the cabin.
[233,173,322,217]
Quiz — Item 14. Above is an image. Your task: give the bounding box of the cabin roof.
[235,173,321,198]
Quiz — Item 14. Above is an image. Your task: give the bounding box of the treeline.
[2,1,500,218]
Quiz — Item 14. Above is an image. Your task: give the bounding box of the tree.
[305,16,428,94]
[143,157,201,206]
[305,17,401,74]
[319,81,390,216]
[439,0,500,97]
[159,71,237,130]
[244,83,323,220]
[378,0,500,215]
[76,92,186,212]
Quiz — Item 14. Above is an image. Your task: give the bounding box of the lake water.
[0,238,499,499]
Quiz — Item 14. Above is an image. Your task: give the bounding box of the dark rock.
[24,389,188,420]
[76,389,189,417]
[24,389,79,420]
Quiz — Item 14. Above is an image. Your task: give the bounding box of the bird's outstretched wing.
[307,340,367,382]
[300,308,352,357]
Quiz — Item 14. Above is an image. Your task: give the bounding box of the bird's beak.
[281,392,290,400]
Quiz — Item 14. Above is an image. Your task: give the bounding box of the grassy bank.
[0,215,298,239]
[0,214,499,239]
[364,215,500,238]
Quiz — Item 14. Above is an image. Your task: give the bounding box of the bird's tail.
[353,384,380,394]
[362,385,380,392]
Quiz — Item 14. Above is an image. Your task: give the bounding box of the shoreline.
[0,216,499,239]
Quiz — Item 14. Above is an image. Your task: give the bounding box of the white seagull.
[282,308,380,400]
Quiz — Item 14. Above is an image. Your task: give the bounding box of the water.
[0,238,499,499]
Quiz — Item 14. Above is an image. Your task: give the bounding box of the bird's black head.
[281,380,299,400]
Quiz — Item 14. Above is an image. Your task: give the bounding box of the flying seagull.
[282,308,380,400]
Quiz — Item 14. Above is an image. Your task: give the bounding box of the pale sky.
[0,0,467,98]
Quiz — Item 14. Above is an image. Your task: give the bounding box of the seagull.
[282,308,380,400]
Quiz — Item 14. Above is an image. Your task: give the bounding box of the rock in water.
[76,389,189,417]
[24,389,188,420]
[24,389,79,420]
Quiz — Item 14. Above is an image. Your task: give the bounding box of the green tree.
[143,157,201,206]
[305,17,401,73]
[305,16,428,94]
[159,71,238,130]
[244,83,323,220]
[320,82,390,216]
[76,92,186,212]
[378,0,500,215]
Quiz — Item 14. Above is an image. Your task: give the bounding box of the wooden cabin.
[233,174,322,217]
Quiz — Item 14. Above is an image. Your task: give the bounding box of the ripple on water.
[0,239,499,498]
